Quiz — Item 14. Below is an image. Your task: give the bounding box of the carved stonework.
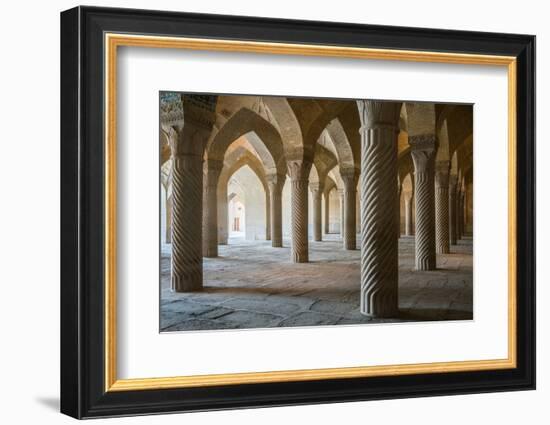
[203,160,224,258]
[267,173,285,248]
[171,155,204,292]
[341,170,358,250]
[287,160,312,263]
[356,100,402,130]
[434,161,450,254]
[357,100,400,318]
[309,182,325,242]
[411,146,437,271]
[449,176,458,245]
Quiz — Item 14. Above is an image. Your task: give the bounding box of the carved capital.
[168,95,218,157]
[287,159,312,182]
[267,173,286,194]
[356,100,401,130]
[309,182,324,196]
[408,134,437,151]
[410,143,436,174]
[340,168,359,192]
[435,161,450,187]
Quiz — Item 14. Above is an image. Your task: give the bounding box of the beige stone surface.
[160,235,473,331]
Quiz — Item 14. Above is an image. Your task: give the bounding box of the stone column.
[338,189,345,237]
[357,100,401,318]
[288,159,312,263]
[324,191,330,234]
[457,188,464,239]
[404,194,413,236]
[217,184,228,245]
[267,174,285,248]
[310,182,324,242]
[449,176,458,245]
[203,160,223,258]
[396,184,402,239]
[265,190,271,241]
[356,191,361,233]
[435,162,450,254]
[168,96,216,292]
[165,194,172,244]
[341,170,358,250]
[410,136,437,271]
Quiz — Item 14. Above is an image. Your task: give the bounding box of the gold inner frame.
[104,33,517,392]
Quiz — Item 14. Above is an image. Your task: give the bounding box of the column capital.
[409,134,437,151]
[168,95,217,157]
[435,161,450,187]
[356,100,401,130]
[410,138,437,173]
[287,159,312,182]
[340,168,359,191]
[309,181,325,195]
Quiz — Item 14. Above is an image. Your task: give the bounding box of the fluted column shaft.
[449,178,457,245]
[288,160,312,263]
[203,161,223,258]
[310,182,324,242]
[357,100,401,318]
[435,163,450,254]
[341,172,358,249]
[410,137,437,271]
[405,195,413,236]
[267,174,284,248]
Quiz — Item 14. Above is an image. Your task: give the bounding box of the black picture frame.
[61,5,536,419]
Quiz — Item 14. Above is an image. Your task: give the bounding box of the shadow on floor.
[399,308,473,321]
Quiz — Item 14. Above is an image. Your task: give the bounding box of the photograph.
[159,93,474,332]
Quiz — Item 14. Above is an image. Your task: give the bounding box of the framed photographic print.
[60,6,535,419]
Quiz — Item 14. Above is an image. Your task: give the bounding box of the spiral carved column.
[310,182,324,242]
[357,100,401,318]
[435,162,450,254]
[170,153,205,291]
[203,160,223,258]
[341,171,358,250]
[288,160,312,263]
[167,95,217,292]
[404,195,413,236]
[449,176,458,245]
[410,137,437,271]
[267,174,284,248]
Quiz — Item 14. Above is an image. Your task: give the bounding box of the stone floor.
[160,235,473,332]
